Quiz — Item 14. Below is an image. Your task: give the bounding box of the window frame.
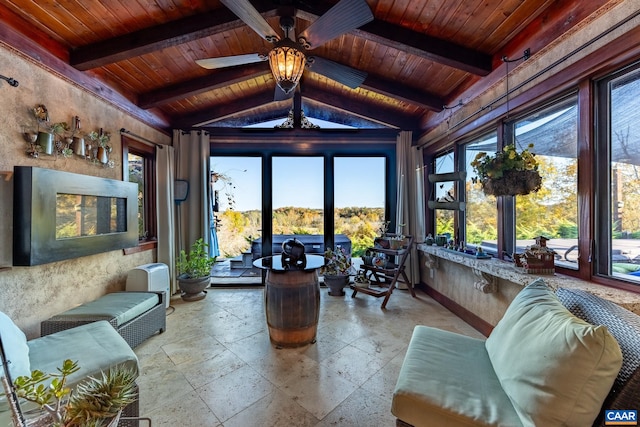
[594,60,640,291]
[461,130,499,256]
[122,135,157,252]
[504,93,580,270]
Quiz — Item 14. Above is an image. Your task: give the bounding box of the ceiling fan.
[196,0,374,99]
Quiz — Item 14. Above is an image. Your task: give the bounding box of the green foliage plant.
[471,144,542,196]
[321,246,355,276]
[471,144,539,181]
[13,359,137,426]
[177,238,216,279]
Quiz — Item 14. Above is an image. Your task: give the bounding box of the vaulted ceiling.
[0,0,606,134]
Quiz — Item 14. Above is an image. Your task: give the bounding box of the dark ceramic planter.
[178,275,209,301]
[324,274,349,296]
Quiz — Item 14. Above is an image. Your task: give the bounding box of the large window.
[123,136,156,244]
[597,64,640,284]
[465,132,498,253]
[512,97,579,269]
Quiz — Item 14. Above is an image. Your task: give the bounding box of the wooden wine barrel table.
[253,254,324,348]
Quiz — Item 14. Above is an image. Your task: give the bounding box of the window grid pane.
[128,152,145,239]
[434,152,455,238]
[513,98,579,269]
[465,132,498,254]
[609,68,640,282]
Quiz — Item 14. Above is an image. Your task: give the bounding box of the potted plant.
[471,143,542,197]
[176,238,216,301]
[321,245,355,296]
[87,130,111,164]
[13,359,137,427]
[30,104,54,155]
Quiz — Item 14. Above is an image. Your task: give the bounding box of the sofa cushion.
[0,311,31,412]
[392,325,522,427]
[485,279,622,427]
[50,292,160,327]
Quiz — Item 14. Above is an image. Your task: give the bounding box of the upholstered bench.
[0,316,140,426]
[41,291,166,349]
[392,280,639,427]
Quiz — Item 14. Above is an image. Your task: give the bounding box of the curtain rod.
[119,128,164,148]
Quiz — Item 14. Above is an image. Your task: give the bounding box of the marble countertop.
[418,244,640,315]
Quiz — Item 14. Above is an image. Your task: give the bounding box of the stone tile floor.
[134,286,484,426]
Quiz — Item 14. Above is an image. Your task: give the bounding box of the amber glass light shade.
[268,39,306,94]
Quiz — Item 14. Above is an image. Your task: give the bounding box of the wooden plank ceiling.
[0,0,604,133]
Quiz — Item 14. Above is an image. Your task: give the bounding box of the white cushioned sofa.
[392,279,640,427]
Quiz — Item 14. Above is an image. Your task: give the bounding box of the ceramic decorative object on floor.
[176,238,216,302]
[178,276,209,301]
[324,274,350,296]
[321,246,355,296]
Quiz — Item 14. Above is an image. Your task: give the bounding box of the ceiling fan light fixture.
[268,39,306,94]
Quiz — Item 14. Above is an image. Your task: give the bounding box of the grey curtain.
[174,130,211,259]
[156,144,177,295]
[396,131,426,286]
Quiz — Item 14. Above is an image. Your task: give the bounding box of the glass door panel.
[272,157,324,255]
[334,157,385,257]
[210,156,262,282]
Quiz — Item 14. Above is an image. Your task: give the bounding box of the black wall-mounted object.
[13,166,138,266]
[174,179,189,203]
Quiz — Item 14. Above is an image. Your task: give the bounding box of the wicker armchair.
[556,288,640,427]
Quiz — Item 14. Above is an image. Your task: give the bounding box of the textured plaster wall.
[419,253,522,327]
[0,44,170,338]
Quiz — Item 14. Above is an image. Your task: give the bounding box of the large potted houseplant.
[176,238,216,301]
[471,143,542,197]
[13,359,137,427]
[321,245,355,296]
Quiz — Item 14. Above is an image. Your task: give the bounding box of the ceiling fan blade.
[196,54,266,70]
[299,0,373,49]
[221,0,280,41]
[274,85,294,101]
[306,56,367,89]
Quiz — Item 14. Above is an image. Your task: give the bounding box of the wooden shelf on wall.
[427,201,466,211]
[428,171,466,183]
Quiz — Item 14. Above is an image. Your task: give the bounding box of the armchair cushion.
[0,311,31,411]
[485,279,622,427]
[0,311,30,380]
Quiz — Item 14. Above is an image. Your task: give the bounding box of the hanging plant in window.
[471,143,542,197]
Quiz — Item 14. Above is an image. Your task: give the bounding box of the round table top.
[253,254,324,272]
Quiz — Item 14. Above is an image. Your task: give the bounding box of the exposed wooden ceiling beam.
[360,76,444,112]
[294,2,492,76]
[173,88,279,128]
[173,82,418,129]
[353,21,492,76]
[70,1,277,70]
[138,63,271,109]
[138,59,440,115]
[69,0,490,77]
[300,84,420,130]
